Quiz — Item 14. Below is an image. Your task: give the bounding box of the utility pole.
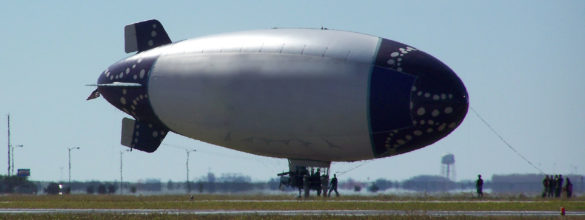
[7,114,10,176]
[186,149,196,193]
[120,149,130,194]
[68,147,80,187]
[120,151,123,194]
[6,115,23,176]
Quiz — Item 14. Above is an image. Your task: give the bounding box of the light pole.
[11,144,23,176]
[186,149,196,193]
[68,147,80,187]
[120,149,131,194]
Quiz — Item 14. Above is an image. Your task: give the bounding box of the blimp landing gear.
[277,159,331,198]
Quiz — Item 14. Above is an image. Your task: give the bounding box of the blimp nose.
[409,56,469,137]
[371,39,468,157]
[400,50,469,152]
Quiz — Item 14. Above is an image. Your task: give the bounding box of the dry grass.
[0,194,582,211]
[0,194,582,219]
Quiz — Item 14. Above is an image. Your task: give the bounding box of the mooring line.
[470,106,544,174]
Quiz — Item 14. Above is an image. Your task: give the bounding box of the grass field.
[0,194,583,219]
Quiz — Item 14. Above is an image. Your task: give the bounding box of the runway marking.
[0,208,583,216]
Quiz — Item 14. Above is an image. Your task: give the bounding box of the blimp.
[88,19,468,195]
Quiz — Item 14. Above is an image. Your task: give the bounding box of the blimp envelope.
[90,20,468,162]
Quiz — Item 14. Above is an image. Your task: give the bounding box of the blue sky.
[0,1,584,183]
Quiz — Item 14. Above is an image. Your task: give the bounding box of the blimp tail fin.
[86,82,143,87]
[124,19,171,53]
[121,117,168,153]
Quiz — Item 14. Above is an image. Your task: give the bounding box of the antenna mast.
[7,114,10,176]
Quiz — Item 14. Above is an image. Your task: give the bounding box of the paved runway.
[0,208,584,216]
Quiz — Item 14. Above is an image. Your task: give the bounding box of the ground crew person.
[328,174,339,197]
[476,174,484,198]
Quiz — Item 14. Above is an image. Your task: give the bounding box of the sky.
[0,1,584,183]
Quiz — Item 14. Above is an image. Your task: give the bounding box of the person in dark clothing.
[328,174,339,197]
[320,173,329,197]
[566,177,573,198]
[476,174,484,198]
[314,168,322,196]
[556,175,563,198]
[542,175,550,198]
[548,175,557,198]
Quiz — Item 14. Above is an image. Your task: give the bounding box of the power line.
[470,106,544,174]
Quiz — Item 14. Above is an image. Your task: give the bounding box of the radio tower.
[7,114,10,176]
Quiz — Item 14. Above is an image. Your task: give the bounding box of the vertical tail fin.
[124,19,171,53]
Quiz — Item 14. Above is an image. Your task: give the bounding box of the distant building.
[402,175,457,192]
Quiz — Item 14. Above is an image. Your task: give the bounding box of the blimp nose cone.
[398,50,469,154]
[371,39,468,157]
[409,54,469,138]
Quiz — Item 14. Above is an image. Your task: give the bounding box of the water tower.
[441,153,455,181]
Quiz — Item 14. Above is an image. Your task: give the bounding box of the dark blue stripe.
[370,67,416,132]
[369,67,416,156]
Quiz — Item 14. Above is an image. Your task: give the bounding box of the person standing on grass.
[548,175,557,198]
[476,174,484,198]
[555,175,563,198]
[542,175,550,198]
[565,177,573,198]
[328,174,339,197]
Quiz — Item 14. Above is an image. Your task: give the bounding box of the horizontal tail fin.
[121,117,168,153]
[86,82,143,87]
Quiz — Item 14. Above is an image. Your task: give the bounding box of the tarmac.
[0,208,584,216]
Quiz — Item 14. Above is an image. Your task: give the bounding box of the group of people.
[310,168,339,197]
[542,174,573,198]
[477,174,575,199]
[288,167,339,198]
